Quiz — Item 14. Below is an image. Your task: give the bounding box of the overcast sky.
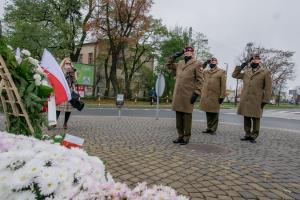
[0,0,299,90]
[151,0,300,90]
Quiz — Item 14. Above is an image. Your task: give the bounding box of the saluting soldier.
[232,54,272,143]
[200,57,227,134]
[166,46,204,145]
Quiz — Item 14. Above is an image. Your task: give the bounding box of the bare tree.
[238,43,295,105]
[121,18,167,98]
[90,0,153,96]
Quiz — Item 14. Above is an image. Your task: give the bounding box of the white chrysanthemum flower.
[0,184,12,199]
[9,169,33,190]
[55,177,74,194]
[142,188,156,199]
[132,182,147,194]
[33,74,42,81]
[176,195,189,200]
[34,142,55,152]
[35,66,45,75]
[0,154,14,170]
[106,172,114,184]
[35,79,41,86]
[41,79,50,86]
[38,177,59,196]
[22,160,44,178]
[0,171,11,184]
[28,57,39,66]
[7,45,13,50]
[154,191,171,200]
[9,190,36,200]
[15,150,35,161]
[56,169,69,182]
[21,49,31,57]
[69,148,89,158]
[36,169,60,195]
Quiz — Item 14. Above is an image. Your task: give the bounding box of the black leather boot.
[173,138,184,144]
[180,138,190,145]
[240,136,252,141]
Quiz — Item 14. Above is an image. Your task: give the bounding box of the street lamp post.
[224,63,229,75]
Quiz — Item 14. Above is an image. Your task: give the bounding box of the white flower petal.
[21,49,31,57]
[28,57,39,66]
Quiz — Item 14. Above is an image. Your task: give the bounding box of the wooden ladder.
[0,55,35,135]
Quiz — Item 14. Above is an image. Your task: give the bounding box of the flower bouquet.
[0,37,53,138]
[0,131,189,200]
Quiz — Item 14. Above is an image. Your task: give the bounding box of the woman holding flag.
[56,58,77,129]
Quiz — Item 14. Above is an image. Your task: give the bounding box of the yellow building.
[78,40,154,97]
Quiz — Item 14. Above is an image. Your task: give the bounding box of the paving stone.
[217,195,233,200]
[2,115,298,200]
[238,191,257,199]
[270,189,294,200]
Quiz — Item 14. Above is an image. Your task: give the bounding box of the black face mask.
[251,63,259,68]
[184,56,192,63]
[209,64,216,68]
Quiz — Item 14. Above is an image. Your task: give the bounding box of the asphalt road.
[73,107,300,132]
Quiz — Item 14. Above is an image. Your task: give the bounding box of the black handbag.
[69,87,85,111]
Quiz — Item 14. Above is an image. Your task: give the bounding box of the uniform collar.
[182,58,196,70]
[249,65,262,77]
[208,66,219,73]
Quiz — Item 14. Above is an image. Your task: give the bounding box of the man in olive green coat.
[232,54,272,143]
[200,57,227,134]
[167,46,204,145]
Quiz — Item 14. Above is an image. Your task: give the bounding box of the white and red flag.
[62,134,84,148]
[40,49,71,105]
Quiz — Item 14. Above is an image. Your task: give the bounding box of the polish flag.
[40,49,71,105]
[62,134,84,148]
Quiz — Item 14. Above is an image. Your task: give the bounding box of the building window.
[88,53,93,64]
[78,54,83,63]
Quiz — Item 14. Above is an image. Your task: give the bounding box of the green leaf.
[25,82,36,93]
[37,85,53,98]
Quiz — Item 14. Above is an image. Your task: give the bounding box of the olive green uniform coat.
[167,58,204,114]
[200,67,227,113]
[232,66,272,118]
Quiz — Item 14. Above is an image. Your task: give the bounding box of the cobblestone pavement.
[1,115,300,199]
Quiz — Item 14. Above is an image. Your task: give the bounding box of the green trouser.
[176,111,192,139]
[244,116,260,139]
[206,112,219,132]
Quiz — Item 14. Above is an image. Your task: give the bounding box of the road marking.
[223,110,300,121]
[71,115,300,133]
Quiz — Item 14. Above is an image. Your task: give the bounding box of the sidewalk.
[1,115,299,199]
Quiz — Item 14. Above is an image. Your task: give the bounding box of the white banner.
[48,95,57,126]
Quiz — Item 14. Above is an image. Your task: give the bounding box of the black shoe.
[202,129,211,133]
[173,138,184,144]
[208,131,216,135]
[202,129,216,135]
[249,139,256,143]
[240,136,251,141]
[180,138,189,145]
